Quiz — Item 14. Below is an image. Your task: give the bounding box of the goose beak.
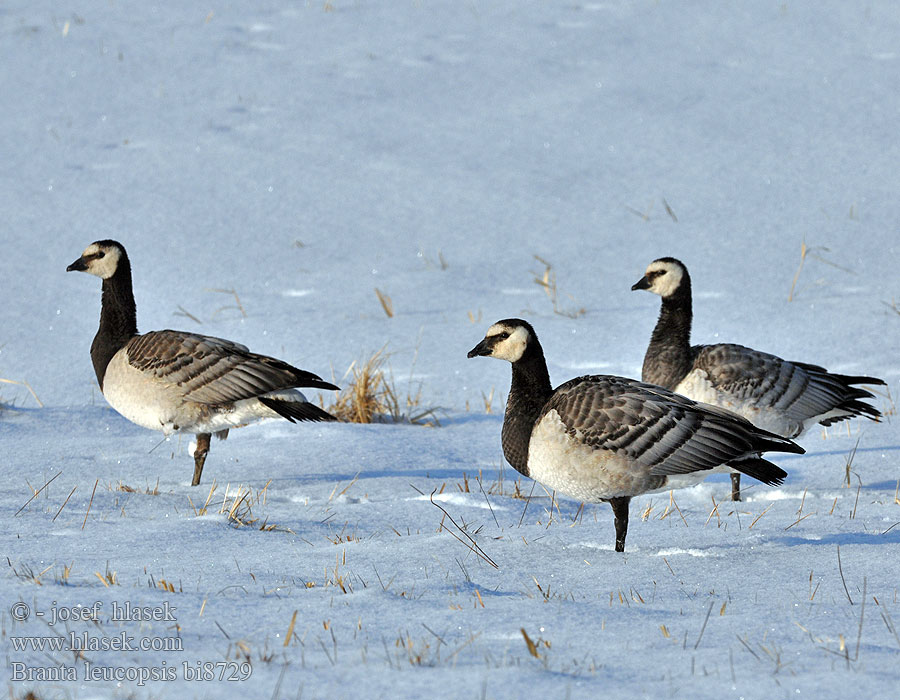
[67,256,88,272]
[467,338,493,358]
[631,275,650,291]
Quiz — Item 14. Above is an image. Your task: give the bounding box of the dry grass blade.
[82,479,99,530]
[481,386,495,414]
[53,486,78,521]
[663,197,678,222]
[748,503,773,529]
[374,288,394,318]
[624,201,653,221]
[430,490,498,569]
[476,475,500,530]
[531,255,585,318]
[788,240,808,302]
[705,496,720,527]
[837,545,854,605]
[784,512,815,531]
[521,628,540,658]
[517,479,537,527]
[789,240,854,301]
[15,472,62,516]
[0,377,44,407]
[844,436,861,487]
[879,603,900,650]
[206,287,247,318]
[883,298,900,317]
[173,305,203,324]
[283,610,298,647]
[694,600,715,649]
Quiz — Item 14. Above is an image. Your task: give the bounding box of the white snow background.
[1,1,899,698]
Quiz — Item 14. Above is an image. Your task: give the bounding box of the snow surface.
[2,1,899,698]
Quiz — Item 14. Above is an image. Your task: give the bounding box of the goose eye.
[497,332,509,340]
[96,251,106,259]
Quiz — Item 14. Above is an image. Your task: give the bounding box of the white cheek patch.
[491,325,529,362]
[82,244,121,279]
[647,263,683,297]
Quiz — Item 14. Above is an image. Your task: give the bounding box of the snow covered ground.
[2,1,899,697]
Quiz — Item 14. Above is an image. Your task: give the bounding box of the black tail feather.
[820,398,883,426]
[260,397,338,423]
[289,371,340,392]
[729,457,787,487]
[749,430,806,456]
[831,373,886,388]
[794,362,886,389]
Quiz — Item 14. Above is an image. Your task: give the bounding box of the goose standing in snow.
[468,319,802,552]
[632,257,885,501]
[67,240,339,486]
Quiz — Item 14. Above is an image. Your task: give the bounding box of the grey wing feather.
[543,376,761,478]
[692,344,879,428]
[126,330,335,405]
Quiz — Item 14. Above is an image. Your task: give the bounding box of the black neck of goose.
[91,257,138,389]
[642,280,694,390]
[501,347,552,477]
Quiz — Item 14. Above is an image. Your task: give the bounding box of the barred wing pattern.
[691,343,882,435]
[126,330,337,406]
[541,375,792,483]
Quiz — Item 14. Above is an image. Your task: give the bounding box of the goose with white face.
[66,241,124,280]
[467,322,531,363]
[66,238,340,487]
[631,258,685,298]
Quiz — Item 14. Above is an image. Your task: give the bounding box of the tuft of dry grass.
[55,562,74,585]
[480,386,495,414]
[532,255,585,318]
[843,437,862,487]
[16,691,44,700]
[326,347,438,425]
[95,564,119,587]
[788,239,855,301]
[149,574,181,593]
[11,562,53,586]
[188,481,286,531]
[419,249,449,270]
[207,287,247,318]
[113,478,160,495]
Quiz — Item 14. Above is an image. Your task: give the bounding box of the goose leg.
[609,497,631,552]
[192,433,211,487]
[730,473,742,502]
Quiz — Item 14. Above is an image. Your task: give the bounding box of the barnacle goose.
[468,319,802,552]
[632,257,886,501]
[67,240,339,486]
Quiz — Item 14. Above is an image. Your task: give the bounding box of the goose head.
[467,319,539,364]
[631,257,688,298]
[67,240,127,280]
